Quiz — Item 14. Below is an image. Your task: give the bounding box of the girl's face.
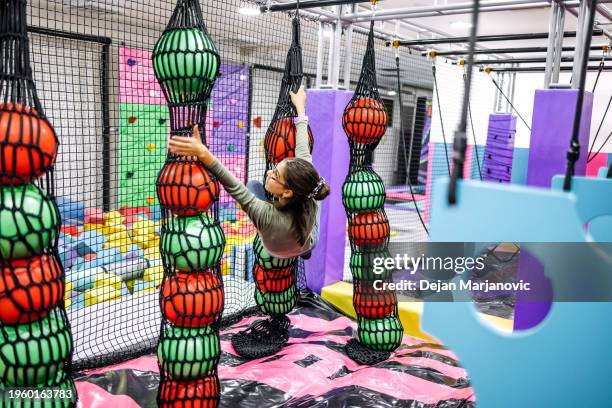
[265,160,294,200]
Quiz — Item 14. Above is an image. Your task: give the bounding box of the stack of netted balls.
[231,16,313,361]
[341,22,404,366]
[0,0,76,405]
[152,0,225,406]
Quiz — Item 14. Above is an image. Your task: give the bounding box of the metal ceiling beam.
[484,65,612,72]
[425,44,609,56]
[389,29,603,47]
[457,55,609,64]
[261,0,378,13]
[341,0,578,22]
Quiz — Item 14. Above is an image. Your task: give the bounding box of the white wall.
[430,62,612,157]
[430,62,497,147]
[513,70,612,153]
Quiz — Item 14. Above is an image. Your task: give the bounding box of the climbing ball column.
[231,16,312,360]
[152,1,224,407]
[341,22,403,365]
[0,0,76,405]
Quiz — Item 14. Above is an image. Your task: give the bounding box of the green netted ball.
[0,184,59,260]
[161,215,225,272]
[152,27,220,103]
[255,286,297,315]
[350,249,392,280]
[358,315,403,351]
[158,325,220,380]
[0,310,72,386]
[253,235,295,270]
[342,170,386,211]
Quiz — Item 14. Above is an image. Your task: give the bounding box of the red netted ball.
[0,254,64,325]
[157,160,219,216]
[264,117,314,164]
[0,103,58,184]
[342,97,388,145]
[348,210,390,248]
[161,270,224,327]
[159,375,219,408]
[354,282,396,319]
[254,263,295,293]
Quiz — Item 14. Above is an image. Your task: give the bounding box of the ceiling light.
[388,90,397,96]
[238,6,261,16]
[450,21,473,29]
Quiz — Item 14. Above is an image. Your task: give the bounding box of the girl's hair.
[280,158,330,246]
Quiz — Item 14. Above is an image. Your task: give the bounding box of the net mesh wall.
[20,0,434,372]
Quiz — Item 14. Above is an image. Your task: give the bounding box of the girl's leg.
[247,180,267,201]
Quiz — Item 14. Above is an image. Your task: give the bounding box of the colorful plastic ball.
[348,211,390,248]
[161,216,225,272]
[0,254,64,325]
[0,184,59,260]
[255,286,297,315]
[162,270,224,328]
[0,309,72,385]
[0,103,58,184]
[353,282,396,319]
[253,235,295,270]
[158,325,220,380]
[342,170,386,211]
[157,160,219,216]
[254,263,295,293]
[152,27,220,103]
[159,375,219,408]
[264,118,314,164]
[358,315,403,351]
[342,97,388,145]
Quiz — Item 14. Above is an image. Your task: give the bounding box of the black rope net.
[153,0,223,406]
[231,16,308,360]
[0,0,76,404]
[341,22,403,366]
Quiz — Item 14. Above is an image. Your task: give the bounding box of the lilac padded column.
[527,89,593,187]
[515,89,593,331]
[304,89,353,293]
[483,114,517,183]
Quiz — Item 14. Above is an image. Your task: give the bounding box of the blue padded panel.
[429,178,588,242]
[551,175,612,242]
[426,178,612,406]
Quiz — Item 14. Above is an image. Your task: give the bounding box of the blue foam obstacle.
[426,178,612,406]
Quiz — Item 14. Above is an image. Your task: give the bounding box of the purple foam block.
[527,89,593,187]
[483,114,517,183]
[304,90,353,294]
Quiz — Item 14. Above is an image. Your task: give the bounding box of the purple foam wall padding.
[527,89,594,187]
[210,64,249,155]
[304,90,353,293]
[483,113,517,183]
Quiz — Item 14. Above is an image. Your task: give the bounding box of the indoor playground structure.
[0,0,611,407]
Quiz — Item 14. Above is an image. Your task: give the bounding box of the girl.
[168,85,330,260]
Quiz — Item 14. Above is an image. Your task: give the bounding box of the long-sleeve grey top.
[207,120,318,259]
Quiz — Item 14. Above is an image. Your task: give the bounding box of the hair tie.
[307,177,326,199]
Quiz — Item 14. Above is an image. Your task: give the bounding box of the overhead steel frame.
[544,1,567,87]
[265,0,612,91]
